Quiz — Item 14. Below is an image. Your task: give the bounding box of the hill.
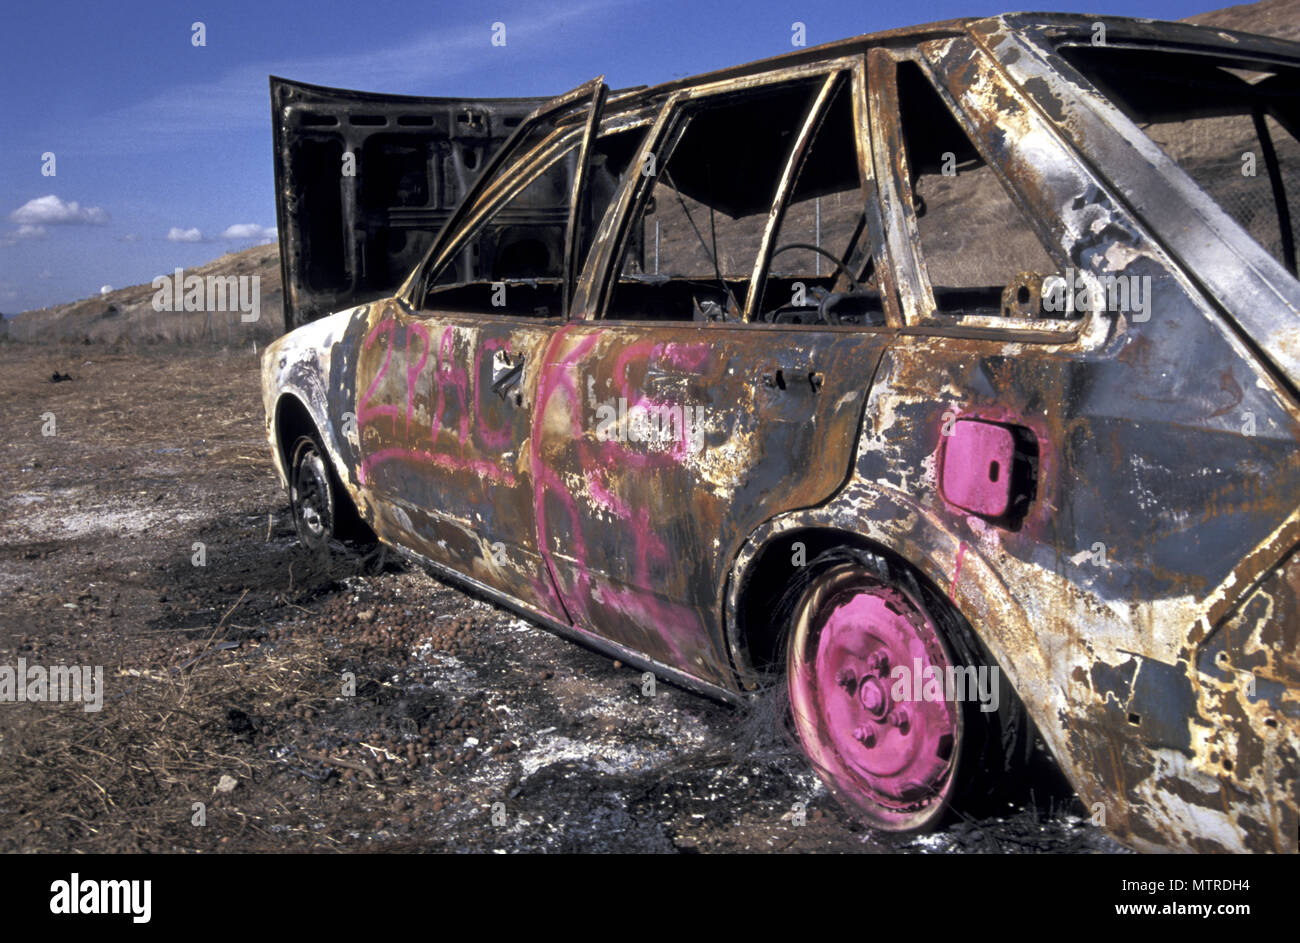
[5,243,281,345]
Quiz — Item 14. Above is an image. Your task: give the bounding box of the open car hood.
[270,76,548,332]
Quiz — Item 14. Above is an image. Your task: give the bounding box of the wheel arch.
[272,387,362,513]
[724,483,1052,720]
[272,391,315,482]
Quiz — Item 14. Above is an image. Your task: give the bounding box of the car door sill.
[387,543,747,706]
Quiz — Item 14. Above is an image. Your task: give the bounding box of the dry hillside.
[5,243,282,345]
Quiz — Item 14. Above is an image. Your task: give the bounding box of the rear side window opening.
[887,59,1070,325]
[609,78,825,323]
[1062,45,1300,278]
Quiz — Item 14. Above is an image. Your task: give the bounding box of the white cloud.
[1,225,48,248]
[221,223,276,241]
[167,227,205,243]
[9,194,109,225]
[100,285,113,295]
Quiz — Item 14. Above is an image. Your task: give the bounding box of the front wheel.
[288,435,336,551]
[786,553,1029,831]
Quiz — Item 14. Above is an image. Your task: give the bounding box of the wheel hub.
[858,675,888,718]
[292,450,331,542]
[789,574,962,829]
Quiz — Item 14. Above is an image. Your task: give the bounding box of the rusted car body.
[262,13,1300,852]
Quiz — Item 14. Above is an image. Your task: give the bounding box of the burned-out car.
[262,13,1300,852]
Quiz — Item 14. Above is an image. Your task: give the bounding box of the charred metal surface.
[271,77,546,331]
[528,323,881,685]
[264,14,1300,852]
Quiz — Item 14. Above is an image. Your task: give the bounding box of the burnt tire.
[784,547,1032,832]
[288,434,375,551]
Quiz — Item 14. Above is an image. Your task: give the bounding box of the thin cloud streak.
[71,0,627,156]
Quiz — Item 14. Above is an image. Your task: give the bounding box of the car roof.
[597,11,1300,113]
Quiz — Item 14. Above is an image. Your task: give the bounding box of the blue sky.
[0,0,1222,314]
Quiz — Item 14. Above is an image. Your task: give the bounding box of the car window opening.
[607,79,828,323]
[756,77,883,326]
[895,60,1064,321]
[422,139,582,318]
[575,123,653,278]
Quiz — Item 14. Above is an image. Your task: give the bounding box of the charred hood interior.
[271,76,548,331]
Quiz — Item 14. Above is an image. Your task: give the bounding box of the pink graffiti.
[405,323,430,440]
[433,325,472,453]
[357,311,717,670]
[530,324,600,618]
[473,337,515,450]
[530,327,712,667]
[363,447,517,486]
[610,340,708,462]
[357,316,399,429]
[358,316,517,487]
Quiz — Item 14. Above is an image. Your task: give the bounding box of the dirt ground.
[0,343,1123,853]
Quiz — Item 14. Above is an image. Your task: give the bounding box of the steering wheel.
[770,243,863,289]
[765,243,865,324]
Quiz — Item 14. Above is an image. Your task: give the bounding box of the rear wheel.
[785,551,1029,831]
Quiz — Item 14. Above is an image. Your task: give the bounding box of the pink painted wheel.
[788,563,962,830]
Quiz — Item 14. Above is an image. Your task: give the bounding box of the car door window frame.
[577,55,899,328]
[416,126,584,315]
[400,77,607,318]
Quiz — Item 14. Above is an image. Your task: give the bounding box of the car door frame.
[534,56,899,685]
[400,77,609,313]
[354,78,611,621]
